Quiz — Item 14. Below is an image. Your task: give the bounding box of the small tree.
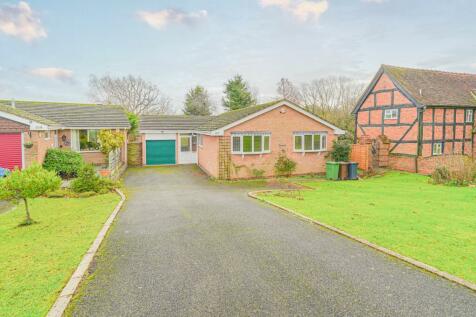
[0,164,61,225]
[274,152,297,177]
[222,75,256,111]
[183,85,214,116]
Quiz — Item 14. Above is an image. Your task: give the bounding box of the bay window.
[231,133,271,154]
[294,132,327,152]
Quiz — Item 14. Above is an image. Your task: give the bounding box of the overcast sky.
[0,0,475,113]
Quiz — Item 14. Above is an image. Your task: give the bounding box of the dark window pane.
[294,135,302,150]
[191,135,197,152]
[254,135,262,152]
[313,134,321,150]
[321,135,327,150]
[263,136,270,151]
[243,136,253,152]
[304,135,313,151]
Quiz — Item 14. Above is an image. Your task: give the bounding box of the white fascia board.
[0,110,51,131]
[140,129,199,134]
[211,101,346,135]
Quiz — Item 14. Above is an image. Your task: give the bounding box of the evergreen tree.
[222,75,255,111]
[183,85,213,116]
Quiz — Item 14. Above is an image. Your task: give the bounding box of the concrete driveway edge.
[46,189,126,317]
[248,189,476,293]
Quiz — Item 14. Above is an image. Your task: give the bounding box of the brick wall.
[0,117,28,133]
[351,144,371,171]
[225,105,336,179]
[388,155,417,173]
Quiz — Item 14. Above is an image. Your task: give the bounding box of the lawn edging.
[248,189,476,293]
[46,189,126,317]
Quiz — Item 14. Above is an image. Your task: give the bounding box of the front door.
[179,134,197,164]
[146,140,176,165]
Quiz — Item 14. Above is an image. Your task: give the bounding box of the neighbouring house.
[352,65,476,174]
[138,100,345,179]
[0,100,130,172]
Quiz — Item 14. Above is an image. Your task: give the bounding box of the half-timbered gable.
[353,65,476,174]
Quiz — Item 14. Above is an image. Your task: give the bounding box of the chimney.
[10,98,15,108]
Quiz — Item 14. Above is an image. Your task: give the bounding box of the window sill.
[293,150,327,153]
[231,152,271,155]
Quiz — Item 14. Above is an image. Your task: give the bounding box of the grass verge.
[0,193,120,317]
[258,171,476,284]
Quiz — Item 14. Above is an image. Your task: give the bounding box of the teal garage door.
[146,140,176,165]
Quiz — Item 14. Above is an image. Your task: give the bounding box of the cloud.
[137,8,208,30]
[30,67,74,83]
[0,1,46,42]
[260,0,328,22]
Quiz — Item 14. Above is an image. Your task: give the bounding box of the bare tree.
[300,76,365,133]
[277,78,301,104]
[89,74,172,114]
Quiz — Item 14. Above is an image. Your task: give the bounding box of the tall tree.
[222,75,256,111]
[300,76,365,133]
[183,85,214,116]
[277,78,301,104]
[88,74,172,115]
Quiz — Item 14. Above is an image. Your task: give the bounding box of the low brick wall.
[417,154,472,175]
[388,155,417,173]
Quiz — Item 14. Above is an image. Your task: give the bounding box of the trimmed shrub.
[43,149,84,178]
[275,153,297,177]
[71,164,117,193]
[78,191,97,198]
[45,189,79,198]
[330,137,352,162]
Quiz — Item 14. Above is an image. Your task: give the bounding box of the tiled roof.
[0,103,57,126]
[140,115,212,131]
[197,100,285,131]
[383,65,476,107]
[0,100,130,129]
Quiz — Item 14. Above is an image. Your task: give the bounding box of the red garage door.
[0,133,22,170]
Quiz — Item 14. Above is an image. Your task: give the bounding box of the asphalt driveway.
[70,166,476,316]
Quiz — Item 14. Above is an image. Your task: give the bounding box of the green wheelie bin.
[326,161,340,180]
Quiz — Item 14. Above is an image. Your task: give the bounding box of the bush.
[43,149,84,178]
[330,137,352,162]
[431,156,476,186]
[78,191,97,198]
[71,164,117,193]
[431,166,451,185]
[275,153,297,177]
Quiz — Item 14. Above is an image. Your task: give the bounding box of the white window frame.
[465,109,473,123]
[78,129,101,152]
[432,142,442,156]
[293,132,327,152]
[384,108,398,120]
[231,133,271,155]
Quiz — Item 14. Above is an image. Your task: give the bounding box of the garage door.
[146,140,176,165]
[0,133,22,170]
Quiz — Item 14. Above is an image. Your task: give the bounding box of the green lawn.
[0,194,120,317]
[259,172,476,284]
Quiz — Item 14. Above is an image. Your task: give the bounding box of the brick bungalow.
[0,100,130,170]
[139,100,345,179]
[352,65,476,174]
